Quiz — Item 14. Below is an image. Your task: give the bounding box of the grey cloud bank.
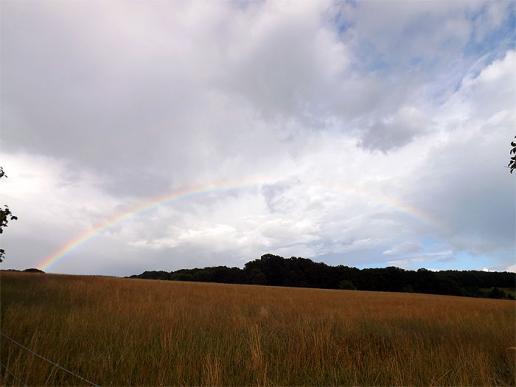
[1,0,515,275]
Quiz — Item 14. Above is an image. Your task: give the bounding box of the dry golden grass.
[1,272,515,386]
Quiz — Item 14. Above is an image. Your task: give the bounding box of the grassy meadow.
[1,272,515,386]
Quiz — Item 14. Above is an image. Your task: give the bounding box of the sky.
[0,0,515,276]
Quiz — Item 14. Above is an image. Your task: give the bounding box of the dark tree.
[509,136,516,174]
[131,254,516,300]
[0,167,17,262]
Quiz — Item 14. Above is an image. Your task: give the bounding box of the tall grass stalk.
[1,273,514,386]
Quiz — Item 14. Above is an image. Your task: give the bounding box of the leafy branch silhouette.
[1,167,17,262]
[510,137,516,174]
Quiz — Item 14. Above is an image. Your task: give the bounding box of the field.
[1,272,515,386]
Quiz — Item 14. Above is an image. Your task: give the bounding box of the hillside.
[131,254,516,299]
[1,271,514,386]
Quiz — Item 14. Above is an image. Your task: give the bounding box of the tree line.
[131,254,515,299]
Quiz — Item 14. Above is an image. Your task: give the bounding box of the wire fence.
[0,332,99,386]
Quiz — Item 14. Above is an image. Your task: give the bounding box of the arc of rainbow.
[37,178,442,271]
[320,182,442,229]
[37,177,265,271]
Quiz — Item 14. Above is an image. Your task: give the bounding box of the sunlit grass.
[1,272,514,386]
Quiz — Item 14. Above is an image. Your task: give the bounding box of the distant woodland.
[131,254,515,299]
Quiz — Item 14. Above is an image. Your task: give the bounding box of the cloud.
[1,1,514,274]
[404,51,516,261]
[359,106,431,151]
[383,242,421,257]
[387,250,454,269]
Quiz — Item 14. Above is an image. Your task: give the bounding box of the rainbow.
[37,178,441,271]
[36,177,264,271]
[322,182,441,229]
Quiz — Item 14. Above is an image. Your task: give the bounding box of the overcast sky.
[1,0,515,275]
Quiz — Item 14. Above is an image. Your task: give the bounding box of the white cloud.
[383,242,421,257]
[1,1,514,274]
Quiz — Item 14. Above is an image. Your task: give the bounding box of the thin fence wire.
[0,360,26,386]
[0,332,99,386]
